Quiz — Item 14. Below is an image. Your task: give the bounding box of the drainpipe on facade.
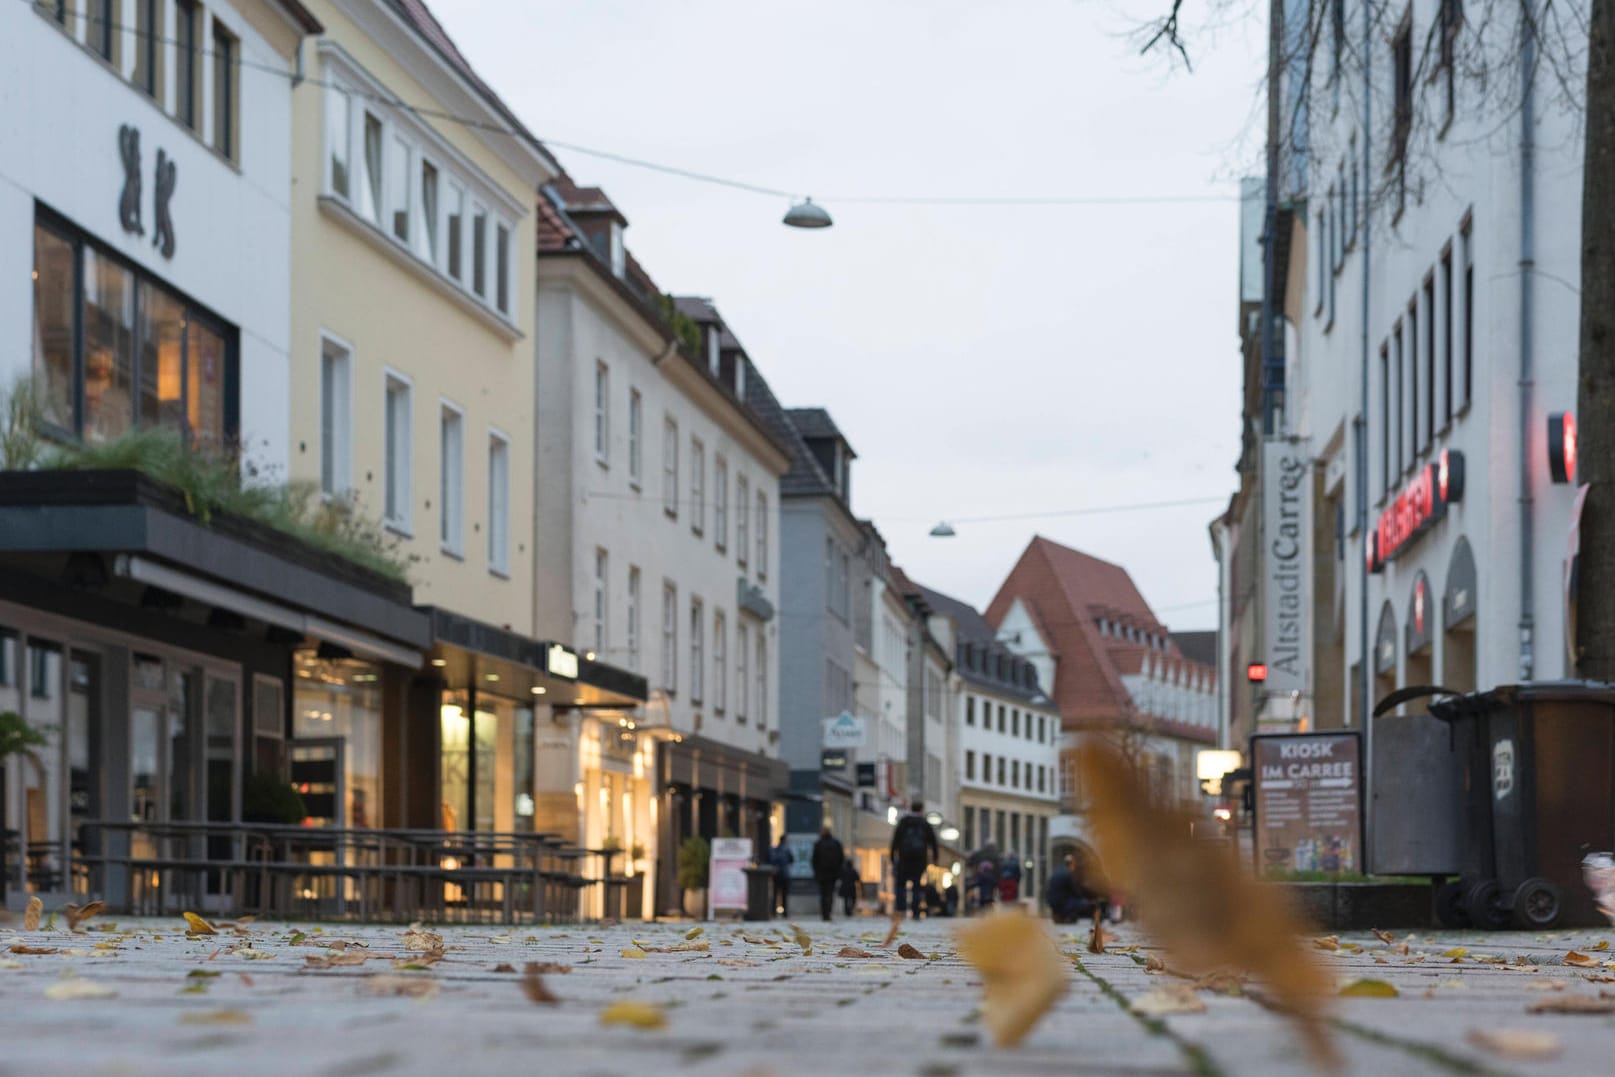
[1518,3,1539,681]
[1357,0,1374,849]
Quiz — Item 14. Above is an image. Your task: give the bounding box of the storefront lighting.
[485,673,499,682]
[626,721,636,730]
[939,825,960,842]
[585,651,597,661]
[951,861,963,876]
[1549,411,1577,484]
[430,658,447,667]
[924,810,943,826]
[1214,807,1232,821]
[573,782,584,798]
[886,805,899,825]
[531,686,546,695]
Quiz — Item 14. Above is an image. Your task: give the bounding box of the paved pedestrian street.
[2,913,1615,1075]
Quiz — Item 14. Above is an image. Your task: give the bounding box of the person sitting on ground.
[1046,852,1103,924]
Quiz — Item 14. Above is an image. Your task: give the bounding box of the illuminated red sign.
[1368,450,1464,573]
[1247,663,1268,683]
[1549,412,1576,484]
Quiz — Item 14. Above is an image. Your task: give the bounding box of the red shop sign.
[1367,450,1465,573]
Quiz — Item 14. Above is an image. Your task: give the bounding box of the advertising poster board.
[708,837,754,915]
[1252,732,1363,877]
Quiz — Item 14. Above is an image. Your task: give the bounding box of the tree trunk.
[1577,0,1615,680]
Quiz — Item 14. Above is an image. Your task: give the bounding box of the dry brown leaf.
[1564,951,1600,968]
[685,927,704,940]
[23,897,42,932]
[180,1008,253,1026]
[1145,955,1167,973]
[1527,994,1615,1015]
[621,948,648,959]
[1593,940,1611,951]
[364,974,439,999]
[492,963,516,973]
[239,973,254,987]
[956,910,1070,1048]
[528,961,572,974]
[403,929,443,952]
[1195,971,1245,996]
[1466,1029,1561,1060]
[63,901,104,933]
[717,958,759,967]
[1076,743,1335,1067]
[182,912,217,936]
[1584,974,1615,984]
[304,951,369,969]
[1313,936,1341,952]
[897,943,925,960]
[669,941,710,952]
[1132,984,1208,1016]
[881,916,902,949]
[45,979,116,1000]
[1524,978,1566,992]
[1371,928,1395,945]
[837,946,874,959]
[521,963,559,1004]
[10,945,59,955]
[599,1000,667,1029]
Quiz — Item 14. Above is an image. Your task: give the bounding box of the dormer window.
[707,326,721,375]
[609,220,625,278]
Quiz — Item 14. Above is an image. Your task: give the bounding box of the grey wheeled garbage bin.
[1428,681,1615,929]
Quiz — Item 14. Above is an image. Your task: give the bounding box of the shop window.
[293,652,382,829]
[253,676,284,775]
[32,215,233,449]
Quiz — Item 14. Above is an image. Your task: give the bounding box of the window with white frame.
[756,492,768,577]
[383,373,412,532]
[326,86,351,199]
[359,111,384,225]
[319,336,351,498]
[593,548,608,655]
[736,474,750,566]
[662,582,678,693]
[471,204,488,298]
[756,631,767,727]
[488,432,510,574]
[690,437,705,535]
[416,159,439,263]
[593,362,610,464]
[690,598,705,704]
[628,389,642,485]
[736,622,750,721]
[626,566,641,670]
[446,182,465,282]
[713,610,727,714]
[439,403,463,555]
[663,417,679,516]
[389,136,411,242]
[496,224,511,315]
[714,456,728,551]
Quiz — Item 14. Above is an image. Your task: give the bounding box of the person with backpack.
[810,827,846,922]
[999,850,1022,905]
[769,834,794,916]
[971,843,1000,914]
[889,799,939,919]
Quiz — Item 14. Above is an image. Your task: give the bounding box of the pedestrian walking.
[838,858,861,916]
[769,834,794,916]
[811,827,845,922]
[999,850,1021,905]
[972,844,999,914]
[889,799,938,919]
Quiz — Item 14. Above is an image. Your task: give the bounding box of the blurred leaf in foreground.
[956,910,1069,1048]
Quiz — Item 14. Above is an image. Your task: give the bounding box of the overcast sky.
[431,0,1268,630]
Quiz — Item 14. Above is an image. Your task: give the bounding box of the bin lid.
[1427,679,1615,721]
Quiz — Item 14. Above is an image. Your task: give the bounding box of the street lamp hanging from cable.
[783,197,833,228]
[929,521,957,537]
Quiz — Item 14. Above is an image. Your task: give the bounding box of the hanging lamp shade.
[783,197,833,228]
[929,521,957,538]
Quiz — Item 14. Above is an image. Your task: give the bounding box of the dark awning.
[423,606,646,708]
[659,735,789,802]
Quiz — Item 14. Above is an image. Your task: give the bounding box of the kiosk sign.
[707,837,754,916]
[1252,732,1362,876]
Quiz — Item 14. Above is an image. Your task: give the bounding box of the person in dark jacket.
[837,857,861,916]
[769,835,794,916]
[889,800,939,919]
[810,827,846,921]
[1046,852,1102,923]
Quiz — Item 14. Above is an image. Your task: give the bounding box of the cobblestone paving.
[2,912,1615,1075]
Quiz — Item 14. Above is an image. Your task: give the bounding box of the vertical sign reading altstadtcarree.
[1253,732,1362,877]
[1261,440,1313,700]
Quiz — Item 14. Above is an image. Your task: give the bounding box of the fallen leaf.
[1145,955,1167,973]
[63,901,105,933]
[521,963,559,1004]
[305,952,369,969]
[956,910,1070,1047]
[528,961,572,974]
[10,945,59,955]
[182,912,217,936]
[364,974,439,999]
[1584,974,1615,984]
[669,942,710,953]
[1441,947,1469,959]
[1565,951,1600,968]
[1527,994,1615,1015]
[1313,936,1341,952]
[0,959,24,970]
[23,897,43,932]
[1524,978,1566,991]
[881,916,902,949]
[403,929,443,953]
[685,927,704,940]
[45,980,116,1000]
[1194,971,1245,996]
[237,948,274,961]
[1593,941,1611,951]
[1371,929,1395,945]
[1132,984,1208,1016]
[187,969,221,979]
[239,973,254,987]
[621,948,648,959]
[180,1008,253,1026]
[792,925,812,952]
[897,944,925,960]
[1467,1029,1560,1060]
[837,946,873,959]
[717,959,759,967]
[599,1000,667,1029]
[1339,978,1399,999]
[493,963,516,973]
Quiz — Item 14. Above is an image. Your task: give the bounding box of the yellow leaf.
[1441,947,1468,959]
[180,1008,253,1026]
[1133,985,1208,1017]
[685,927,704,940]
[23,897,42,932]
[45,980,117,1000]
[669,942,710,953]
[599,1000,667,1029]
[182,912,217,936]
[1565,951,1601,968]
[1313,936,1341,952]
[1339,979,1399,998]
[1466,1029,1560,1060]
[956,910,1069,1047]
[621,948,647,959]
[1592,940,1610,951]
[0,959,25,970]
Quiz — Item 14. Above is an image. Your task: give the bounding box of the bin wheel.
[1464,879,1512,930]
[1511,877,1563,929]
[1435,881,1471,928]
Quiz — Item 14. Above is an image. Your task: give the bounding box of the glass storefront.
[292,651,382,829]
[439,692,535,832]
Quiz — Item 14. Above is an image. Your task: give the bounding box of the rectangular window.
[1012,709,1020,737]
[1392,20,1412,164]
[736,474,750,566]
[320,336,352,497]
[663,417,679,516]
[756,492,769,577]
[389,137,411,242]
[593,549,608,655]
[1440,0,1463,127]
[82,246,136,445]
[690,598,705,704]
[997,756,1006,785]
[736,622,750,721]
[966,750,976,781]
[86,0,116,63]
[384,374,412,531]
[212,21,237,160]
[1424,276,1437,444]
[756,632,767,727]
[690,438,706,535]
[417,160,439,263]
[713,611,727,714]
[488,432,510,574]
[1393,324,1405,478]
[840,551,851,620]
[594,362,610,463]
[133,0,162,98]
[983,753,992,785]
[1441,249,1455,427]
[175,0,198,129]
[326,86,351,198]
[439,404,463,555]
[446,183,465,281]
[626,566,642,670]
[1314,210,1326,317]
[662,583,678,693]
[495,223,511,314]
[1379,343,1391,497]
[825,537,836,613]
[360,112,384,224]
[1461,221,1474,408]
[1013,760,1020,788]
[714,456,729,551]
[471,205,488,297]
[628,389,643,484]
[1408,300,1419,462]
